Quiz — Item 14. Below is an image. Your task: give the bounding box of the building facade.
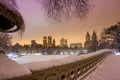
[60,38,68,47]
[70,43,82,49]
[84,31,91,49]
[84,31,98,52]
[43,36,47,47]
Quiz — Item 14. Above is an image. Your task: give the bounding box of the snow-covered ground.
[13,49,112,72]
[11,49,112,64]
[83,54,120,80]
[11,55,70,64]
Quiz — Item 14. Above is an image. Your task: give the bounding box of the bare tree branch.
[41,0,91,22]
[0,0,92,33]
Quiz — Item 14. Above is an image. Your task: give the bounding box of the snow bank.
[83,54,120,80]
[22,49,112,72]
[0,54,31,80]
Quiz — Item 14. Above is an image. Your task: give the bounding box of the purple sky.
[12,0,120,45]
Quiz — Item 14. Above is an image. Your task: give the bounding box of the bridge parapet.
[8,49,112,80]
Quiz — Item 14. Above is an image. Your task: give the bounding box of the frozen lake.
[11,55,71,64]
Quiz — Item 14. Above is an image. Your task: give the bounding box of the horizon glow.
[11,0,120,46]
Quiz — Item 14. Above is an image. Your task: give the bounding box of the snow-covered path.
[83,54,120,80]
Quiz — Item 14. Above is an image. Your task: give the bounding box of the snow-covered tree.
[0,33,12,52]
[100,22,120,50]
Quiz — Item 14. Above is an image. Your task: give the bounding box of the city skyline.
[13,36,74,46]
[11,0,120,45]
[13,30,97,48]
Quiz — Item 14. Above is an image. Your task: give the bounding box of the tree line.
[100,22,120,51]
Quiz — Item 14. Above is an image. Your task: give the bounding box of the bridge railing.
[8,49,112,80]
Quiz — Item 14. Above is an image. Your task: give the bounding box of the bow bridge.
[0,49,112,80]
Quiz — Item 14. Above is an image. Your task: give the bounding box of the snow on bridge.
[83,53,120,80]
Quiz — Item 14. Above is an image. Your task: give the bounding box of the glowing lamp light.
[7,52,19,58]
[115,52,120,55]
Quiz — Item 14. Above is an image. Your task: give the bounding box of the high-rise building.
[60,38,68,47]
[90,31,98,51]
[84,31,98,52]
[53,39,56,46]
[48,36,52,47]
[92,31,97,41]
[43,36,56,47]
[43,36,47,47]
[31,40,37,53]
[84,31,91,49]
[86,31,90,42]
[31,40,37,46]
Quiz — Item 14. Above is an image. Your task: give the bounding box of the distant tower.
[53,39,56,46]
[86,31,90,42]
[31,40,37,46]
[48,36,52,47]
[92,31,97,41]
[84,31,91,49]
[91,31,98,51]
[43,36,47,47]
[31,40,37,53]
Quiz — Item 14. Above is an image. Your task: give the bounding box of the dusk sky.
[12,0,120,46]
